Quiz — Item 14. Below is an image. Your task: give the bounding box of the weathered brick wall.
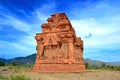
[33,13,85,72]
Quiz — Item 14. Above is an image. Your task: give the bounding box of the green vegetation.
[10,75,31,80]
[0,64,40,80]
[0,61,5,66]
[5,61,33,70]
[12,61,19,66]
[0,75,31,80]
[0,75,9,80]
[85,62,120,70]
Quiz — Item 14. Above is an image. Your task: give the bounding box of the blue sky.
[0,0,120,62]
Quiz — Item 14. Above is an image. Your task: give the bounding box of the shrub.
[0,75,9,80]
[85,62,120,70]
[85,62,89,69]
[12,61,19,66]
[0,75,32,80]
[23,64,33,69]
[10,75,31,80]
[0,61,5,66]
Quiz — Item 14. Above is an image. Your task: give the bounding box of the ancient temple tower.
[33,13,85,72]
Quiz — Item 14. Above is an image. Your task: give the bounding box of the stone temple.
[33,13,85,72]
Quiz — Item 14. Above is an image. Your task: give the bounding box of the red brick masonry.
[33,13,85,72]
[33,64,85,72]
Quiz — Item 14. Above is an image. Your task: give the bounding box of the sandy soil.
[0,66,120,80]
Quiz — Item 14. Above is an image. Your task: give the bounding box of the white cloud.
[39,2,56,12]
[34,2,56,22]
[0,2,57,59]
[0,32,37,59]
[71,12,120,61]
[71,17,120,46]
[0,40,35,59]
[18,35,36,48]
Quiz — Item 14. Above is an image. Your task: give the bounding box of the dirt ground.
[0,66,120,80]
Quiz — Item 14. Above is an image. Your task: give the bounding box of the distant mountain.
[9,54,36,65]
[85,58,105,66]
[0,58,7,62]
[107,62,120,66]
[0,54,36,65]
[85,58,120,66]
[0,54,120,66]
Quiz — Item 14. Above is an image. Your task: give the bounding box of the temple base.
[33,63,85,72]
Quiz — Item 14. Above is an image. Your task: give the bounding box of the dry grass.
[0,66,120,80]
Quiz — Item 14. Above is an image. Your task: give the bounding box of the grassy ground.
[0,66,120,80]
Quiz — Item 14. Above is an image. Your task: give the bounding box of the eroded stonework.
[33,13,85,72]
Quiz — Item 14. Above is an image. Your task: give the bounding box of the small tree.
[101,63,106,67]
[110,66,114,70]
[85,62,89,69]
[0,61,5,66]
[12,61,19,66]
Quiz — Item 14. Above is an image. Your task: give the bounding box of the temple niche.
[33,13,85,72]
